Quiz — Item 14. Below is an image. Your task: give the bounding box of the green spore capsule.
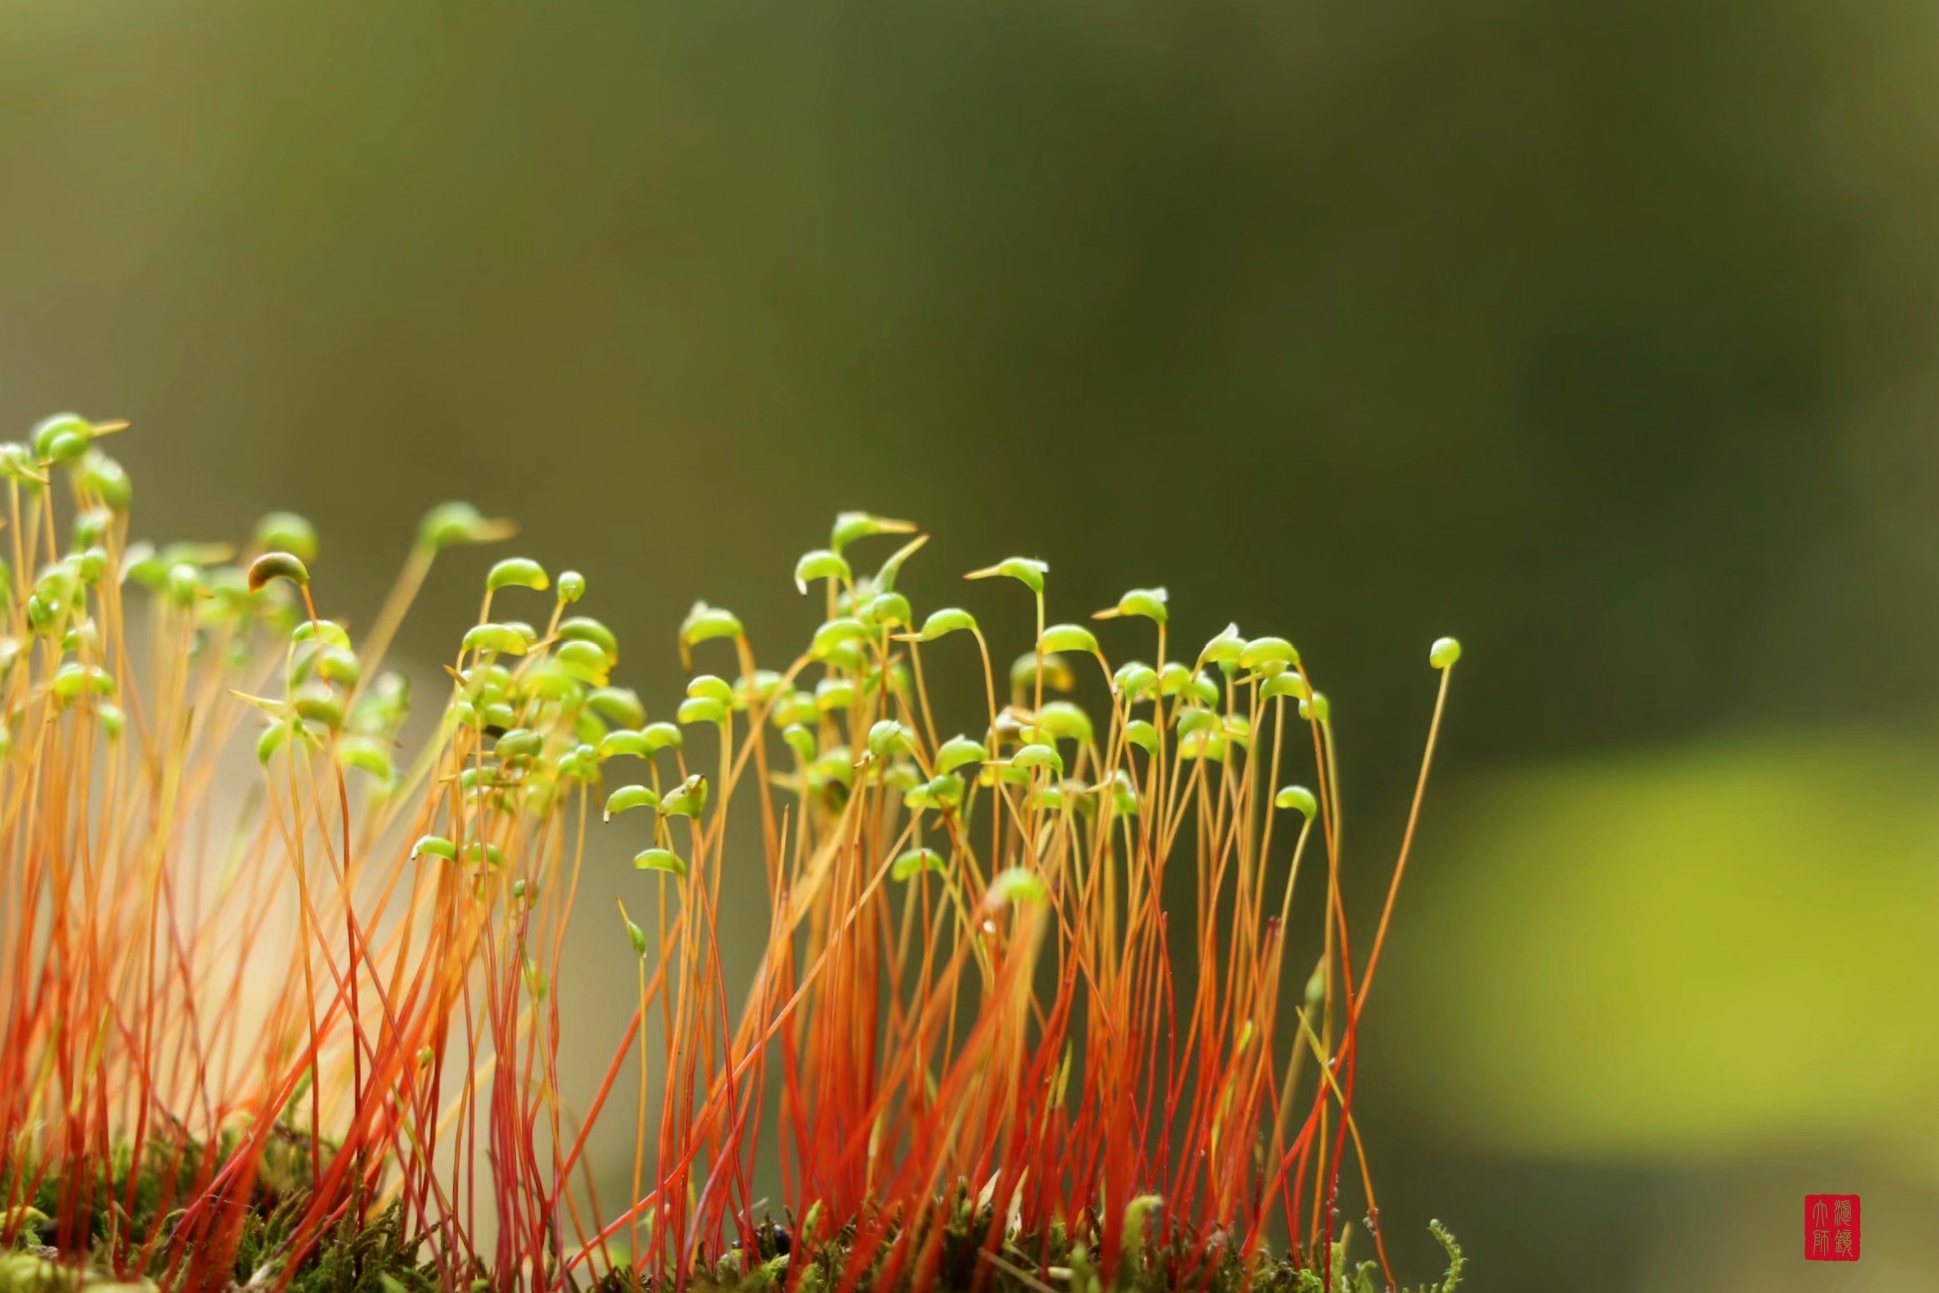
[910,607,977,641]
[677,696,727,726]
[811,618,869,660]
[411,835,457,861]
[794,549,851,593]
[965,556,1047,594]
[984,867,1048,910]
[1123,719,1160,756]
[814,677,857,712]
[1238,637,1298,673]
[588,687,646,729]
[891,848,946,882]
[640,721,683,752]
[1034,701,1093,744]
[858,591,911,629]
[1299,692,1331,723]
[934,734,989,775]
[1010,743,1064,777]
[78,451,131,510]
[1200,623,1244,669]
[625,918,648,956]
[782,723,818,763]
[417,502,514,552]
[678,602,743,656]
[1261,671,1310,701]
[494,728,543,763]
[604,784,659,821]
[555,638,610,685]
[556,616,619,663]
[686,675,734,706]
[72,508,112,549]
[1274,785,1319,819]
[32,413,91,463]
[1094,587,1168,624]
[598,729,651,761]
[337,738,393,782]
[462,623,529,656]
[659,774,708,818]
[1429,636,1463,669]
[486,557,548,593]
[253,513,318,564]
[1113,662,1158,702]
[247,552,309,593]
[633,847,687,877]
[866,720,911,758]
[830,511,917,554]
[556,570,586,603]
[1038,623,1099,655]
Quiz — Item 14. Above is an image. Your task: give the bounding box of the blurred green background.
[5,0,1938,1286]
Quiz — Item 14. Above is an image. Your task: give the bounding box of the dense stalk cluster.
[0,416,1462,1293]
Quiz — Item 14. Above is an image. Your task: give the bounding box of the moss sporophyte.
[0,418,1465,1293]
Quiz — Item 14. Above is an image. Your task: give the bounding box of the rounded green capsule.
[1200,623,1244,668]
[555,638,611,685]
[814,677,857,712]
[247,552,310,593]
[556,570,586,603]
[604,784,660,820]
[337,737,394,782]
[1123,719,1159,756]
[257,722,295,765]
[965,556,1047,594]
[934,734,989,775]
[557,616,619,663]
[858,591,912,629]
[1298,692,1331,723]
[891,847,946,882]
[640,721,683,752]
[782,723,818,763]
[1094,587,1168,624]
[677,696,728,726]
[494,728,544,763]
[253,513,318,564]
[1033,701,1093,744]
[830,511,917,554]
[1429,636,1463,669]
[418,502,514,552]
[79,451,131,511]
[811,618,869,660]
[633,847,687,877]
[679,602,743,649]
[588,686,646,729]
[1260,671,1310,701]
[866,719,911,758]
[1238,637,1298,672]
[983,867,1047,910]
[686,674,734,705]
[1274,785,1319,819]
[659,774,708,818]
[912,607,977,641]
[1038,624,1099,655]
[598,729,651,761]
[1113,662,1158,702]
[487,558,548,594]
[32,413,91,463]
[463,623,530,656]
[293,687,344,729]
[1010,743,1064,776]
[1176,708,1219,740]
[292,619,353,649]
[794,549,852,593]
